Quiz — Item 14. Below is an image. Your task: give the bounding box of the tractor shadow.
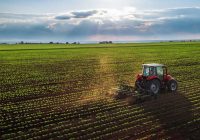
[113,84,195,139]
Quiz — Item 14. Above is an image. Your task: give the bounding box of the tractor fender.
[165,74,174,81]
[136,74,143,80]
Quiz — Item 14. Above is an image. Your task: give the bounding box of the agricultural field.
[0,42,200,139]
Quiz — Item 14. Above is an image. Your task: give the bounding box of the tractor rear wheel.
[167,79,178,92]
[147,79,160,95]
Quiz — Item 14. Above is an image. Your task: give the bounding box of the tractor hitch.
[135,81,151,94]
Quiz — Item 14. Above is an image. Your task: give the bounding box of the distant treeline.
[49,42,80,44]
[0,39,200,44]
[9,41,81,45]
[99,41,113,44]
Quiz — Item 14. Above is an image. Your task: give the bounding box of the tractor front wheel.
[147,79,160,95]
[167,79,178,92]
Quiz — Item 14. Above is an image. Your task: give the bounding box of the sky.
[0,0,200,43]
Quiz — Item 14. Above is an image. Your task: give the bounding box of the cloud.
[72,10,98,18]
[55,10,98,20]
[55,15,71,20]
[0,22,52,39]
[1,7,200,42]
[140,7,200,20]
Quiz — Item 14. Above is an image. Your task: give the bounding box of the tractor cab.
[142,63,167,80]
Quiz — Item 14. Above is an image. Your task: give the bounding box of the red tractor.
[135,63,178,95]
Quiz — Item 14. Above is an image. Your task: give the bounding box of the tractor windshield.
[143,66,149,76]
[143,66,156,76]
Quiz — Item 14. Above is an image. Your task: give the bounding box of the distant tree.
[20,41,24,44]
[99,41,113,44]
[49,42,53,44]
[66,42,69,44]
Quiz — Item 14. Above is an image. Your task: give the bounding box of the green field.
[1,42,200,139]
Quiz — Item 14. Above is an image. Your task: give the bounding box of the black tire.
[147,79,161,95]
[167,79,178,92]
[135,80,141,90]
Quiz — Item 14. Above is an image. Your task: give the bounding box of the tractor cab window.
[143,66,156,76]
[157,66,163,76]
[149,67,156,76]
[157,66,164,80]
[143,66,149,76]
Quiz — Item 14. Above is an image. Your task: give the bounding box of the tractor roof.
[142,63,165,67]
